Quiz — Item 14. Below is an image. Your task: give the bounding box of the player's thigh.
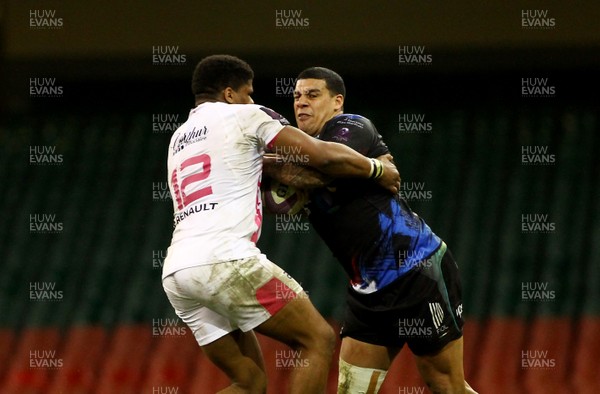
[254,295,334,351]
[339,336,400,371]
[414,336,466,389]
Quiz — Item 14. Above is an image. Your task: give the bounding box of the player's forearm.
[263,157,332,189]
[310,140,373,178]
[270,125,400,193]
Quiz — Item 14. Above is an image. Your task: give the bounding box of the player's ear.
[223,87,236,104]
[334,94,344,111]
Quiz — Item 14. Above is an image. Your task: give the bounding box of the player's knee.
[312,320,336,355]
[338,358,387,394]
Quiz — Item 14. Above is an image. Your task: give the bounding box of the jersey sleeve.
[320,115,389,157]
[237,105,290,149]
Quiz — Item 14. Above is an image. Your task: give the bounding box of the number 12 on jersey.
[171,154,213,210]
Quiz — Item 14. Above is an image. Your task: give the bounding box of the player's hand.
[375,154,400,194]
[377,153,396,166]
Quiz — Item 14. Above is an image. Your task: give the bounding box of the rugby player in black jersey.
[264,67,477,393]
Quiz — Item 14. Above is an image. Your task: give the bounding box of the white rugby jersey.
[162,102,287,279]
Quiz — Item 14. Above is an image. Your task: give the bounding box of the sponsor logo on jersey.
[429,302,449,336]
[173,202,219,226]
[172,126,209,154]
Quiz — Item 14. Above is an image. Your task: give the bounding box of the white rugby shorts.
[162,254,304,346]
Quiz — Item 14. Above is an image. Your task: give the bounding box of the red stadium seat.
[140,326,197,393]
[47,326,107,394]
[572,317,600,394]
[472,317,527,393]
[462,318,481,383]
[2,327,61,394]
[521,317,573,394]
[0,329,16,385]
[94,325,153,394]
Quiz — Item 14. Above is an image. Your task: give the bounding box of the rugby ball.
[261,178,308,215]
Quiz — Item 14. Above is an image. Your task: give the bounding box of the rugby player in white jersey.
[161,55,400,394]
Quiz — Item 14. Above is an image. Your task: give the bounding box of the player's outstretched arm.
[263,154,332,189]
[271,125,400,194]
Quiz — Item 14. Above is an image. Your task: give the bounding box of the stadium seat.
[140,326,197,393]
[472,317,526,393]
[95,325,153,394]
[0,329,16,386]
[47,326,107,394]
[572,317,600,393]
[521,317,572,393]
[2,327,62,394]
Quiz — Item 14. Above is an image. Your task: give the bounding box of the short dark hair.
[191,55,254,99]
[297,67,346,98]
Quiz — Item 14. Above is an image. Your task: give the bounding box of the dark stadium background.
[1,1,599,393]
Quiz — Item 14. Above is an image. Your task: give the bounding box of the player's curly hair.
[297,67,346,98]
[191,55,254,100]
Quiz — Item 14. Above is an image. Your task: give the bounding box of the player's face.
[294,79,343,136]
[227,81,254,104]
